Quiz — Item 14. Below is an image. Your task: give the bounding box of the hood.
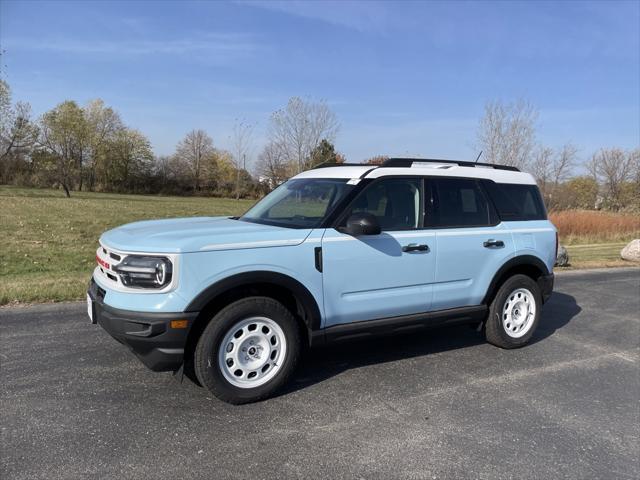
[100,216,312,254]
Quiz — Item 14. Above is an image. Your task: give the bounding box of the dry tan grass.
[549,210,640,245]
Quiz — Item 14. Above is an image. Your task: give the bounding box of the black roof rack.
[312,162,367,169]
[381,158,520,172]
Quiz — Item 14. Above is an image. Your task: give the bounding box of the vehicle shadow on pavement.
[283,292,581,395]
[530,292,581,343]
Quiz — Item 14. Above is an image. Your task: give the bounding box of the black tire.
[194,296,301,404]
[485,274,542,349]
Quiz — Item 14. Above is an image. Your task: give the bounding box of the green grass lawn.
[561,242,634,270]
[0,186,254,305]
[1,186,637,305]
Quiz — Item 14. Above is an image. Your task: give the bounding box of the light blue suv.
[88,158,556,404]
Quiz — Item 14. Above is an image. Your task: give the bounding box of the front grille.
[96,244,124,287]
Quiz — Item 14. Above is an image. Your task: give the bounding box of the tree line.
[0,81,342,198]
[475,99,639,211]
[1,79,638,210]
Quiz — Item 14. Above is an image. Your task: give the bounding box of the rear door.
[428,177,515,310]
[321,177,437,327]
[482,180,556,271]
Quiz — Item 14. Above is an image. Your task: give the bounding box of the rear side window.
[483,181,547,221]
[428,178,496,228]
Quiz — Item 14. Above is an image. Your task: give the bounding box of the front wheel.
[485,274,542,348]
[194,297,301,404]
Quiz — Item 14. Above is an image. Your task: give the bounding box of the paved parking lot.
[1,268,639,479]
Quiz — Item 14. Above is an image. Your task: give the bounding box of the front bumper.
[88,278,198,371]
[538,273,554,303]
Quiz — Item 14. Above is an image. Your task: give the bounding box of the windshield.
[240,178,355,228]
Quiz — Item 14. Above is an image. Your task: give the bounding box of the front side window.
[240,178,354,228]
[343,178,422,231]
[428,178,494,228]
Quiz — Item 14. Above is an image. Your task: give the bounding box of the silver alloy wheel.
[218,316,287,389]
[502,288,536,339]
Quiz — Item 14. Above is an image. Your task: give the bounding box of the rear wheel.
[194,297,301,404]
[485,274,541,348]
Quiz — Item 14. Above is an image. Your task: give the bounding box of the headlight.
[112,256,173,289]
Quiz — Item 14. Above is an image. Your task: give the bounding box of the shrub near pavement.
[549,210,640,244]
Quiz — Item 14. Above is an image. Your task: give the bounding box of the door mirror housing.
[343,212,381,236]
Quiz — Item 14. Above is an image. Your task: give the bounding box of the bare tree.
[552,143,577,185]
[630,148,640,186]
[0,79,9,123]
[231,120,254,200]
[586,154,599,183]
[257,142,289,188]
[530,146,554,191]
[174,129,214,192]
[477,99,538,169]
[153,155,172,190]
[531,144,577,209]
[268,97,339,174]
[589,148,636,210]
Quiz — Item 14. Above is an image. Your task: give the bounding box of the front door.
[321,177,437,327]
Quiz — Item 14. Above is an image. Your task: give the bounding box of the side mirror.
[343,212,381,236]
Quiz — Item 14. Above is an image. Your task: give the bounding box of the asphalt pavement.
[1,268,639,479]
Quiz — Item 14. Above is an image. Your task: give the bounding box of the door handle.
[483,239,505,248]
[402,243,430,253]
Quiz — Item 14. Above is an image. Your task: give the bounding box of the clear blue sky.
[1,0,638,169]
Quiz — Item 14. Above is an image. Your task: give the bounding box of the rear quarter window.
[483,181,547,221]
[428,177,497,228]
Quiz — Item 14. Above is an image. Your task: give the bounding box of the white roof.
[293,163,536,185]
